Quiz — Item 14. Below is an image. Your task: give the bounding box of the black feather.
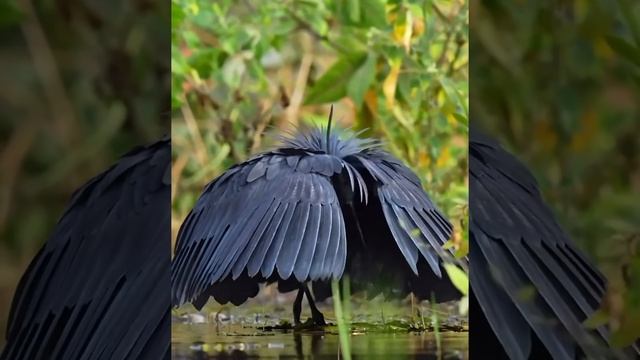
[172,119,460,311]
[1,138,170,360]
[470,128,639,359]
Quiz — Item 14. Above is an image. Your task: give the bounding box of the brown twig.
[171,154,188,204]
[283,39,314,130]
[447,36,465,76]
[181,103,208,166]
[436,31,453,68]
[250,109,273,154]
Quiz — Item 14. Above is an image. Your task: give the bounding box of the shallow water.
[172,324,468,359]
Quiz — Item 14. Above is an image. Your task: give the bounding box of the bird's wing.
[1,138,170,360]
[349,150,455,277]
[470,135,611,359]
[171,151,347,306]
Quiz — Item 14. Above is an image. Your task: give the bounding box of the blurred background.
[171,0,468,260]
[171,0,468,357]
[471,0,640,347]
[0,0,169,346]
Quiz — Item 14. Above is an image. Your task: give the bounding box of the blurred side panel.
[470,0,640,357]
[0,0,170,356]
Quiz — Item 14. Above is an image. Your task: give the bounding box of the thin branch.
[283,51,314,130]
[171,154,188,204]
[447,38,465,76]
[285,8,349,54]
[431,3,450,23]
[181,102,209,167]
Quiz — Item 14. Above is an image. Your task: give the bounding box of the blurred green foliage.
[472,0,640,346]
[0,0,169,345]
[171,0,468,292]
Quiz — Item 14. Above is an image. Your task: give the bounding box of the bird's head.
[280,106,380,157]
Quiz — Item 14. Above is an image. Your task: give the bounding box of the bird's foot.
[311,310,326,326]
[294,316,326,330]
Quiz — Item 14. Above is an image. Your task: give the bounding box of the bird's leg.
[303,284,326,326]
[293,287,304,326]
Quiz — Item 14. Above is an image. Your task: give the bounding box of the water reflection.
[172,325,468,359]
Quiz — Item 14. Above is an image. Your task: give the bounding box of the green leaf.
[610,311,640,348]
[336,0,386,29]
[606,35,640,67]
[443,264,468,295]
[304,53,367,105]
[617,0,640,46]
[439,77,467,114]
[221,56,246,87]
[452,112,469,126]
[347,53,377,107]
[583,309,609,329]
[360,0,386,28]
[331,32,368,57]
[348,0,361,23]
[0,1,22,28]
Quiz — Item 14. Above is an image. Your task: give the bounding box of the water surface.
[172,323,468,359]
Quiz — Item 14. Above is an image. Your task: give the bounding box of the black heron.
[469,129,640,359]
[171,110,462,325]
[1,138,170,360]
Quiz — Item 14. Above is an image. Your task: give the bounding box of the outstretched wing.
[348,150,456,277]
[171,151,347,307]
[2,138,170,360]
[469,132,620,359]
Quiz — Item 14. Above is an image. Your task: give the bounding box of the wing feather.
[246,203,288,277]
[293,204,322,281]
[474,231,576,359]
[382,202,420,273]
[470,238,532,360]
[2,139,170,359]
[352,152,455,277]
[309,204,333,279]
[323,202,343,277]
[469,132,621,358]
[277,202,311,279]
[332,211,347,278]
[260,202,297,277]
[171,152,347,307]
[232,199,281,279]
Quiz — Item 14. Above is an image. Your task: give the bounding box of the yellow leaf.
[533,119,557,151]
[418,149,430,167]
[188,2,199,15]
[436,146,450,168]
[392,9,413,53]
[447,113,457,125]
[412,16,424,38]
[403,11,413,53]
[393,23,406,44]
[570,110,598,152]
[443,264,468,295]
[458,295,469,316]
[364,89,378,117]
[383,60,401,108]
[595,35,615,60]
[455,236,468,259]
